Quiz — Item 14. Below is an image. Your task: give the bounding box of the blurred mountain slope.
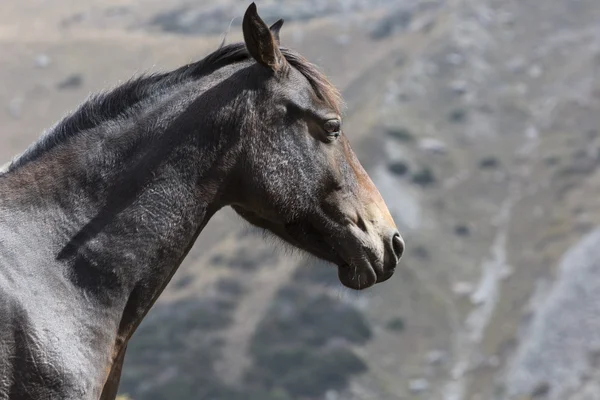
[2,0,600,399]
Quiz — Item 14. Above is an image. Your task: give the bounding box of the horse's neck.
[1,91,234,340]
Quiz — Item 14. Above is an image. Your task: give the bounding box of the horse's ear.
[243,3,284,71]
[269,19,284,45]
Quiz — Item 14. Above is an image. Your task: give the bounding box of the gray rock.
[0,162,10,173]
[418,138,447,154]
[34,54,51,68]
[57,74,83,90]
[452,281,475,297]
[409,378,430,393]
[427,350,447,365]
[8,97,23,119]
[446,52,464,66]
[528,64,543,78]
[504,227,600,400]
[325,390,339,400]
[449,80,469,95]
[370,8,414,40]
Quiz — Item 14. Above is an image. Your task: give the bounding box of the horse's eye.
[324,119,341,139]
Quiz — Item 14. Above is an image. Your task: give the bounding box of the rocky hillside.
[2,0,600,399]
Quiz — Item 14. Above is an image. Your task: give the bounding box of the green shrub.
[213,247,277,270]
[216,277,245,298]
[411,167,436,186]
[454,224,470,236]
[293,259,339,285]
[544,155,560,166]
[121,269,373,400]
[479,156,500,169]
[247,285,372,398]
[386,127,415,142]
[172,274,193,290]
[247,346,367,397]
[251,288,372,351]
[411,245,430,260]
[448,109,467,123]
[121,294,239,399]
[388,161,410,176]
[386,317,406,332]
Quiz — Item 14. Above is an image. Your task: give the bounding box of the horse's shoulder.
[0,285,98,399]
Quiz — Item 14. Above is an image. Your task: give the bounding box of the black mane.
[8,42,340,171]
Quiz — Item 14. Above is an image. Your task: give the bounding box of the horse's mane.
[8,43,341,171]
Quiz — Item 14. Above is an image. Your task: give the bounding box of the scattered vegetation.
[411,167,436,186]
[386,317,406,332]
[252,287,372,349]
[216,277,246,298]
[411,245,430,260]
[370,9,413,40]
[247,286,371,398]
[172,274,193,290]
[479,156,501,169]
[530,382,551,398]
[385,126,415,142]
[388,161,410,176]
[544,155,560,166]
[293,259,339,286]
[454,224,471,236]
[448,108,467,123]
[120,264,373,400]
[210,254,226,265]
[120,293,240,399]
[211,247,276,271]
[57,74,83,90]
[555,156,598,177]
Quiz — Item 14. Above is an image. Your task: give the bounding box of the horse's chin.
[337,263,378,290]
[260,219,388,290]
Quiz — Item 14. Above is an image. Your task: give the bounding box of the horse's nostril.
[392,232,404,261]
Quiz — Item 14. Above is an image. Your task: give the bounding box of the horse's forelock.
[279,48,343,115]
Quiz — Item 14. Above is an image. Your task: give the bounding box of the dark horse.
[0,3,404,399]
